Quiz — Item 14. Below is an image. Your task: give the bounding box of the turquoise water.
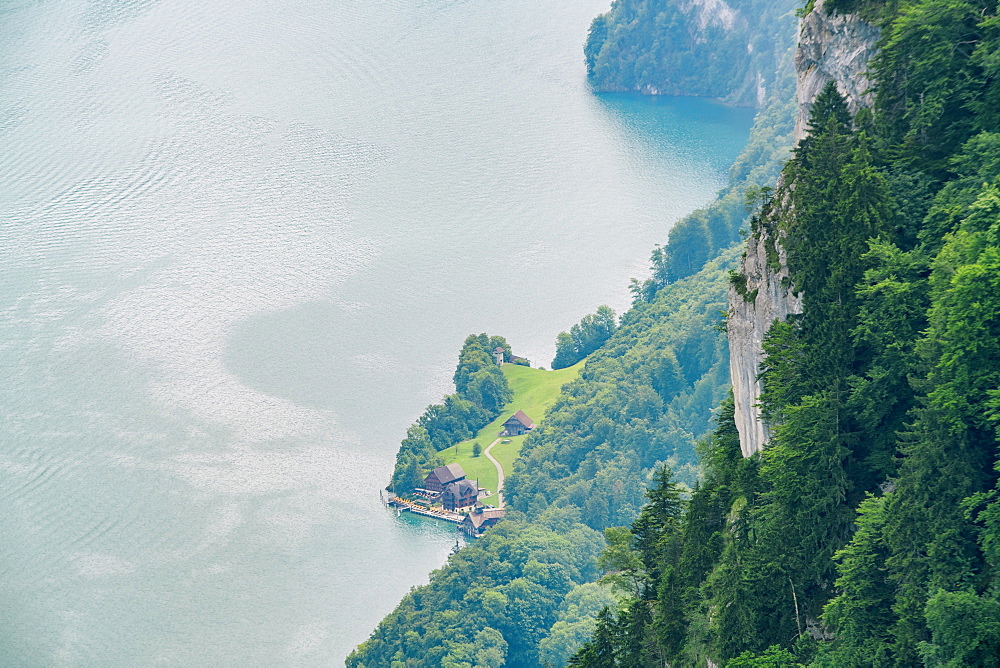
[0,0,753,664]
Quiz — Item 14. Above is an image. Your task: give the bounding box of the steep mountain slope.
[585,0,799,107]
[349,5,800,661]
[729,0,880,454]
[569,0,1000,664]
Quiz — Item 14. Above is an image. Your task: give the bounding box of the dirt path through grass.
[482,438,505,507]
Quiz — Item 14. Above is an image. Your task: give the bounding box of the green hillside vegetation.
[552,306,617,370]
[569,1,1000,665]
[505,247,739,526]
[585,0,798,107]
[388,334,514,494]
[437,362,584,496]
[352,2,802,664]
[347,519,609,668]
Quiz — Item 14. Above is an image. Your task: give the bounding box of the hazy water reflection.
[0,0,752,663]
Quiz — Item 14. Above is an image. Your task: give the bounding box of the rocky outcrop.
[794,0,881,141]
[728,207,802,457]
[727,0,879,456]
[678,0,740,32]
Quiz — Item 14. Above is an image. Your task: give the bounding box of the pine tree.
[630,465,684,586]
[820,495,895,666]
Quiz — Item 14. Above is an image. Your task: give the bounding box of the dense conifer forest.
[569,0,1000,665]
[355,0,1000,665]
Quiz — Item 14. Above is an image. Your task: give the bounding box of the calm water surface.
[0,0,753,664]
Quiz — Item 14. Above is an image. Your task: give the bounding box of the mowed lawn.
[437,361,583,496]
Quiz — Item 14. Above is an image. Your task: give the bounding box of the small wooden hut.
[501,410,535,436]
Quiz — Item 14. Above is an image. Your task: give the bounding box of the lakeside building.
[460,507,506,536]
[423,463,466,493]
[391,462,502,533]
[442,479,479,511]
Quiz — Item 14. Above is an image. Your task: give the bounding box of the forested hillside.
[585,0,798,106]
[350,249,757,668]
[389,334,514,493]
[569,0,1000,665]
[505,248,737,526]
[349,1,801,662]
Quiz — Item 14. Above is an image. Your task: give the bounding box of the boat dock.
[388,497,464,524]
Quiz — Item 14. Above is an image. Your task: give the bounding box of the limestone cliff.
[728,206,802,457]
[793,0,881,141]
[727,0,879,456]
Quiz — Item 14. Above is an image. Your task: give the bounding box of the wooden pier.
[388,497,464,524]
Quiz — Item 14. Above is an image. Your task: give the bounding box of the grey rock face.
[728,202,803,457]
[794,0,880,142]
[727,0,879,456]
[678,0,741,32]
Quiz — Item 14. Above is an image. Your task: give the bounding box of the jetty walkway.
[388,497,464,523]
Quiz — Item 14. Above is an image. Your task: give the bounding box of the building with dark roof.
[442,479,479,511]
[501,410,535,436]
[460,507,506,536]
[424,463,466,494]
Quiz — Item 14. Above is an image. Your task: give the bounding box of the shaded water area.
[0,0,753,664]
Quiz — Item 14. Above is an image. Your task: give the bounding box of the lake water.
[0,0,753,664]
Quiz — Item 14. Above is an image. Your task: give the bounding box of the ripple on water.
[0,0,754,662]
[71,40,108,73]
[82,0,164,34]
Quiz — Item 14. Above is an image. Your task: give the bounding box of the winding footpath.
[482,438,505,508]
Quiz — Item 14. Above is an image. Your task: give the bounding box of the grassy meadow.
[436,360,583,496]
